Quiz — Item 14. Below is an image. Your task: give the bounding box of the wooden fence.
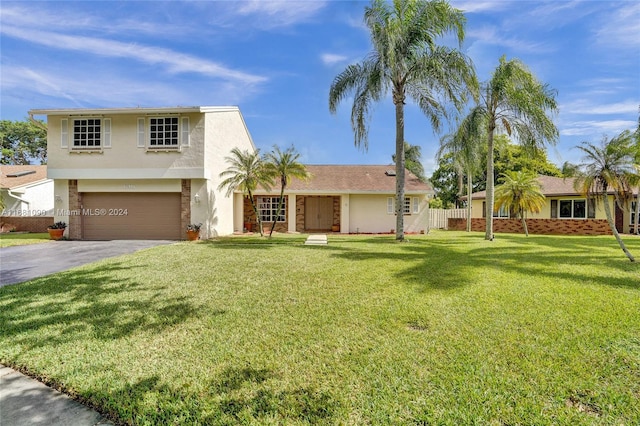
[429,208,467,229]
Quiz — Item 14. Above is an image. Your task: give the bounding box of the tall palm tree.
[456,56,558,240]
[329,0,477,241]
[263,145,310,237]
[574,131,636,262]
[494,171,545,237]
[218,148,274,237]
[392,142,426,182]
[438,119,483,231]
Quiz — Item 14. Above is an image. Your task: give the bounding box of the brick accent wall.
[181,179,191,239]
[68,179,81,239]
[448,218,613,235]
[0,216,54,233]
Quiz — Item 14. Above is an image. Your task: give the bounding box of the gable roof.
[0,165,49,190]
[262,165,433,194]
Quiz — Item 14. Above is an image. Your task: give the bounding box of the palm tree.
[438,113,484,231]
[263,145,310,237]
[329,0,477,241]
[456,56,558,240]
[218,148,274,237]
[392,142,426,182]
[574,131,636,262]
[494,171,545,237]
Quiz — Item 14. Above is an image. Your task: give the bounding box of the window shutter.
[181,117,190,146]
[482,201,486,218]
[137,118,145,148]
[103,118,111,148]
[387,197,394,214]
[412,197,419,214]
[61,119,68,148]
[551,199,558,218]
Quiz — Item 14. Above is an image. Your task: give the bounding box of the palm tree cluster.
[218,146,309,238]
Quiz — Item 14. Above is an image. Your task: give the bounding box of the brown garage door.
[82,192,181,240]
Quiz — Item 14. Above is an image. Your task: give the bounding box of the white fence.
[429,208,467,229]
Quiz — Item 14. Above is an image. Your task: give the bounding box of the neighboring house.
[29,106,255,240]
[1,165,54,232]
[458,175,637,235]
[245,165,434,234]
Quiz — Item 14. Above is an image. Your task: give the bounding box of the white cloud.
[561,100,639,115]
[560,120,637,136]
[1,25,267,85]
[467,26,556,54]
[450,1,510,13]
[320,53,348,66]
[595,2,640,49]
[234,0,328,28]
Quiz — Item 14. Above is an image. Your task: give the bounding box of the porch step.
[305,234,328,245]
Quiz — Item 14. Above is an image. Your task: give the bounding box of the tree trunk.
[466,166,472,232]
[603,193,635,262]
[520,211,529,237]
[634,191,639,235]
[248,190,264,237]
[485,126,495,240]
[269,181,286,238]
[394,93,405,242]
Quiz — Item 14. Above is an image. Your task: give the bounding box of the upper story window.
[61,117,110,151]
[138,116,190,150]
[150,117,178,147]
[73,118,101,148]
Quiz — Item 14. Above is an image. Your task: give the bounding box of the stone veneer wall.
[181,179,191,239]
[68,179,81,239]
[448,218,612,235]
[0,216,54,233]
[243,196,289,233]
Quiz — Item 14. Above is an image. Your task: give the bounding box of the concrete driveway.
[0,240,175,287]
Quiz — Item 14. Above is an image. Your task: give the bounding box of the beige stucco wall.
[46,113,205,179]
[202,109,256,236]
[348,194,428,234]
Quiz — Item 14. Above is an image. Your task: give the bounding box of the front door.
[305,197,333,231]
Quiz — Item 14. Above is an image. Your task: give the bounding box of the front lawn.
[0,232,638,424]
[0,232,50,248]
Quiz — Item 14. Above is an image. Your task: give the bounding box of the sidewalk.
[0,365,113,426]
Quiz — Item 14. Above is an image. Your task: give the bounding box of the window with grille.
[149,117,179,147]
[73,118,101,148]
[257,197,286,222]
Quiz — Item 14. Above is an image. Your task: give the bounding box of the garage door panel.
[82,193,181,240]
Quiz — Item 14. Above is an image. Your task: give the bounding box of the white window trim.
[559,198,587,219]
[70,117,105,152]
[387,196,414,215]
[141,116,189,151]
[257,196,286,223]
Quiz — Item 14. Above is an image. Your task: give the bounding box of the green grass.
[1,231,639,425]
[0,232,50,247]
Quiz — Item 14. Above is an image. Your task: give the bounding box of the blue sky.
[1,0,638,175]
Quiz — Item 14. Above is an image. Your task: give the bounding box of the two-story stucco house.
[29,106,255,240]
